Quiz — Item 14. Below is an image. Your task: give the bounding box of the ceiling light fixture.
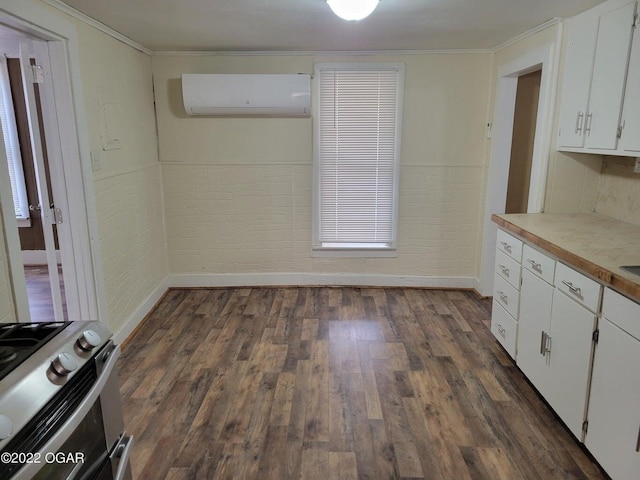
[326,0,380,21]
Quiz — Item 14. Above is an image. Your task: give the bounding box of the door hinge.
[52,205,63,225]
[31,64,44,84]
[592,329,599,343]
[616,125,623,139]
[634,13,640,27]
[582,420,589,435]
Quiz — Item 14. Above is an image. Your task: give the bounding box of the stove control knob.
[77,330,102,352]
[50,352,78,377]
[0,415,12,440]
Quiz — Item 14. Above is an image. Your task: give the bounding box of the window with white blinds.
[313,63,404,252]
[0,58,29,221]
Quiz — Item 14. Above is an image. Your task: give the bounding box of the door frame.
[478,38,561,296]
[0,0,105,322]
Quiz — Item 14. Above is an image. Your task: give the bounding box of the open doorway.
[479,42,558,296]
[0,1,102,326]
[0,50,67,321]
[505,69,542,214]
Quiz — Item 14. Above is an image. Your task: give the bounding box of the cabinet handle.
[500,241,512,254]
[497,291,508,304]
[585,112,593,136]
[496,323,506,339]
[636,424,640,453]
[499,264,510,276]
[540,331,546,355]
[527,259,542,272]
[575,111,584,134]
[562,280,582,297]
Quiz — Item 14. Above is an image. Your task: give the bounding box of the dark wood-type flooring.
[117,287,608,480]
[24,265,66,322]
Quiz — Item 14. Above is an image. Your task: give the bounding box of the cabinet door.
[586,318,640,480]
[585,1,637,150]
[619,15,640,152]
[558,12,599,149]
[517,269,553,393]
[546,291,597,440]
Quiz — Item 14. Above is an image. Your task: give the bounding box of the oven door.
[2,342,133,480]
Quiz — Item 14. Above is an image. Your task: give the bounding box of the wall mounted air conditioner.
[182,74,311,117]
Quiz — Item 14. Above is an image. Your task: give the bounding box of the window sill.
[312,245,397,258]
[17,218,31,228]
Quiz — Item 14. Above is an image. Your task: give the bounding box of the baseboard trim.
[22,250,62,265]
[169,272,476,289]
[112,276,171,346]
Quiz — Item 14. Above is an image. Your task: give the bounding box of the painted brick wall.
[0,207,16,323]
[155,51,491,280]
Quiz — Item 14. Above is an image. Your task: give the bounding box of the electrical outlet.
[91,151,102,172]
[635,158,640,174]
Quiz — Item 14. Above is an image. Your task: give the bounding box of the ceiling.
[58,0,607,52]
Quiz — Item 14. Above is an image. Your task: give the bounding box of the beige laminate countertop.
[492,213,640,303]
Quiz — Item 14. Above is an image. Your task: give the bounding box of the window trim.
[0,56,29,224]
[312,62,405,257]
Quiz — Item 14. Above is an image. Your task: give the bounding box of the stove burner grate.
[0,322,71,381]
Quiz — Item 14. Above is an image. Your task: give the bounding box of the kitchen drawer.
[494,273,520,319]
[491,300,518,359]
[495,250,522,290]
[602,288,640,341]
[496,229,523,263]
[555,262,602,313]
[522,244,555,285]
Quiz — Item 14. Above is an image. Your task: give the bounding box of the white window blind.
[314,64,403,249]
[0,58,29,220]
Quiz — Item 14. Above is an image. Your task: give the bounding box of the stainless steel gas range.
[0,322,133,480]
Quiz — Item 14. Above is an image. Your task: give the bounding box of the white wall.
[68,19,168,333]
[0,206,16,323]
[153,53,493,284]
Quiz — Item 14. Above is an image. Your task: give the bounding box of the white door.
[587,317,640,480]
[517,269,553,392]
[18,42,64,322]
[546,291,597,440]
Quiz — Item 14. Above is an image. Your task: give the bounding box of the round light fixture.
[327,0,380,21]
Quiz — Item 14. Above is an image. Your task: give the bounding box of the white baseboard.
[112,276,171,346]
[169,272,476,289]
[22,250,62,265]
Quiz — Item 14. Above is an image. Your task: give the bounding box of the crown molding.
[152,48,493,57]
[493,17,562,52]
[41,0,152,55]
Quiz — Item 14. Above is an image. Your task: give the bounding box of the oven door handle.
[111,434,133,480]
[13,343,122,480]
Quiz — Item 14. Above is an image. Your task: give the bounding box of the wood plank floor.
[117,287,608,480]
[24,265,66,322]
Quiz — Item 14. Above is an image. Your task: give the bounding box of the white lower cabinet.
[545,290,597,440]
[517,269,553,392]
[585,289,640,480]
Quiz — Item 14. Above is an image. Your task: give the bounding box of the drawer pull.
[636,424,640,453]
[497,291,508,304]
[527,259,542,272]
[540,331,551,355]
[496,323,506,339]
[500,241,512,254]
[499,265,510,276]
[562,280,582,296]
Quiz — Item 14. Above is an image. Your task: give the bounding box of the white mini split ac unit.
[181,74,311,117]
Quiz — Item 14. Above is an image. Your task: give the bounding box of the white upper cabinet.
[586,1,637,150]
[558,0,638,154]
[557,13,599,149]
[619,16,640,152]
